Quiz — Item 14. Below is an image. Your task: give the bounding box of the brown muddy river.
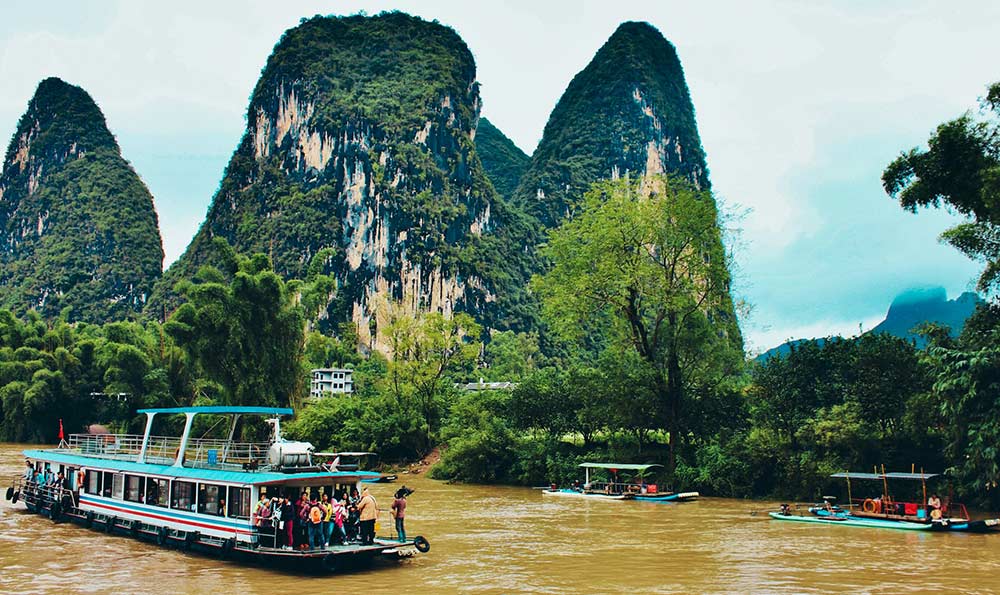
[3,442,1000,594]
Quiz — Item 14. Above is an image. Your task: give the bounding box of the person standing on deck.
[23,460,33,483]
[928,494,943,518]
[391,488,408,542]
[321,493,334,547]
[332,495,347,544]
[280,496,295,550]
[253,493,270,527]
[308,497,324,550]
[357,487,378,545]
[296,491,310,548]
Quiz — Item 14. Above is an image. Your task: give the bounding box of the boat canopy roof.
[24,448,379,485]
[137,406,294,416]
[831,471,940,481]
[579,463,663,471]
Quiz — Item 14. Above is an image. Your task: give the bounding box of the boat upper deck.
[24,446,380,485]
[25,406,381,485]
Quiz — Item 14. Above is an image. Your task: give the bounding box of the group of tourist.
[253,485,403,550]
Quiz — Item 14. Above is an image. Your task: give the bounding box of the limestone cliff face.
[518,21,741,348]
[0,77,163,322]
[474,117,529,201]
[153,13,533,348]
[516,21,710,228]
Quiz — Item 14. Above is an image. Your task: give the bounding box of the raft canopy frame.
[830,472,939,481]
[578,463,663,486]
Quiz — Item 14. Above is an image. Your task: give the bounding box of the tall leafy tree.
[380,300,481,452]
[883,81,1000,293]
[533,174,742,475]
[164,240,305,407]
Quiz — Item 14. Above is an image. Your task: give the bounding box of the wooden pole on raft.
[922,467,927,517]
[846,471,852,510]
[881,464,890,514]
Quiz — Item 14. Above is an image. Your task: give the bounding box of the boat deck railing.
[64,433,273,471]
[586,480,660,495]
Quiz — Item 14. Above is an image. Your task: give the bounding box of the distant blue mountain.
[756,287,983,361]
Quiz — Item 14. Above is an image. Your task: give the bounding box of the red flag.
[58,418,65,441]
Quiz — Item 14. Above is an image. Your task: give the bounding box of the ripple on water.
[4,446,1000,594]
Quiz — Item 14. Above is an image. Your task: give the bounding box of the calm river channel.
[3,443,1000,594]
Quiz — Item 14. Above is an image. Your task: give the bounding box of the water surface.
[2,443,998,594]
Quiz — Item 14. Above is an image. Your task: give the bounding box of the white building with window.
[309,368,354,398]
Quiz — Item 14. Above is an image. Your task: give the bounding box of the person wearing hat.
[357,487,378,545]
[391,487,408,542]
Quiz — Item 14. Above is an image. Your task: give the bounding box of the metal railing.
[65,433,271,470]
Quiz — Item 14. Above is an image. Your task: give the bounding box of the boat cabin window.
[146,477,169,508]
[198,483,225,516]
[125,474,145,503]
[171,480,195,511]
[228,486,250,519]
[102,471,114,497]
[86,470,101,495]
[112,473,125,500]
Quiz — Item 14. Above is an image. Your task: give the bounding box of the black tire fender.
[49,502,62,521]
[157,526,168,546]
[413,535,430,553]
[5,486,13,501]
[185,531,199,549]
[130,520,141,537]
[11,490,19,504]
[85,511,95,528]
[105,516,116,533]
[221,537,236,559]
[322,553,338,573]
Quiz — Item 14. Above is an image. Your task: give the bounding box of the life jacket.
[309,505,322,524]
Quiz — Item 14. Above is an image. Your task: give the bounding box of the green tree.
[883,81,1000,293]
[164,240,305,407]
[533,174,742,476]
[381,300,481,452]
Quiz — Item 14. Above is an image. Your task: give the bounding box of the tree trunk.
[665,318,682,480]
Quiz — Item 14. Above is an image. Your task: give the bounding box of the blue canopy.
[137,406,294,416]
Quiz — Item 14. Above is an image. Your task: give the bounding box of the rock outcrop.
[152,13,535,347]
[0,77,163,322]
[515,21,710,229]
[474,117,529,201]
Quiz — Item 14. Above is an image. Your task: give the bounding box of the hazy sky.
[2,1,997,352]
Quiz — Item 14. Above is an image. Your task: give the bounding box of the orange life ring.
[930,508,943,520]
[862,499,880,513]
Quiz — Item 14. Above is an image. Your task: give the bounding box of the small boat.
[4,407,431,573]
[769,468,1000,533]
[542,463,699,502]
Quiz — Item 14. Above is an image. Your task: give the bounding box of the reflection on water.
[3,443,1000,594]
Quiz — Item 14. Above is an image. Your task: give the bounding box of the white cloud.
[1,0,997,341]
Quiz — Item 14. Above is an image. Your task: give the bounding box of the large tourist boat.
[542,462,699,502]
[769,469,1000,533]
[3,406,429,573]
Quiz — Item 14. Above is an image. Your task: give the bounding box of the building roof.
[24,448,379,485]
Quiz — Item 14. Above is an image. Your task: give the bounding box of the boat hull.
[770,511,1000,533]
[541,489,632,500]
[16,493,422,573]
[769,511,933,530]
[634,491,700,502]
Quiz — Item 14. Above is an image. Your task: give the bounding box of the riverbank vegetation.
[2,84,999,506]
